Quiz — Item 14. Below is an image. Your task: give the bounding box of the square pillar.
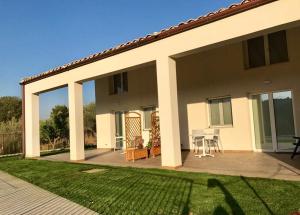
[156,57,182,167]
[95,79,115,150]
[25,92,40,157]
[96,113,115,149]
[68,82,85,161]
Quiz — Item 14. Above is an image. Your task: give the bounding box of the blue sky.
[0,0,237,119]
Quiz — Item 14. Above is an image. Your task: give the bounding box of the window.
[109,72,128,95]
[209,97,233,126]
[245,30,288,68]
[268,31,288,64]
[247,36,266,68]
[143,107,155,130]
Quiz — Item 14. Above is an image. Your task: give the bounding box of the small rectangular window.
[108,72,128,95]
[210,100,221,126]
[113,74,122,94]
[209,97,233,126]
[244,30,289,69]
[122,72,128,92]
[247,36,266,68]
[268,30,288,64]
[143,107,155,130]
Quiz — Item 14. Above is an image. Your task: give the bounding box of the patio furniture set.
[191,128,223,158]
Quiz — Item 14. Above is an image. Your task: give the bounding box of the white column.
[156,56,182,167]
[95,79,115,150]
[68,82,85,161]
[96,113,115,149]
[25,92,40,157]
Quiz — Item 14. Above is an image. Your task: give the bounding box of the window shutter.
[113,74,121,94]
[268,30,288,64]
[247,36,266,68]
[123,72,128,92]
[108,76,114,95]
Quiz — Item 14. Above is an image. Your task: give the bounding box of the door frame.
[114,111,126,150]
[249,89,297,152]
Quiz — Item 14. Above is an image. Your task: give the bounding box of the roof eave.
[20,0,277,85]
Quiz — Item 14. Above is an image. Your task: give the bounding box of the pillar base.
[70,159,85,162]
[161,165,182,170]
[25,156,40,159]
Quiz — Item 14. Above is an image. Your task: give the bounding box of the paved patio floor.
[40,149,300,181]
[0,171,97,215]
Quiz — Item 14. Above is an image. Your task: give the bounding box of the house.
[20,0,300,168]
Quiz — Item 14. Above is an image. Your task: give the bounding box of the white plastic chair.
[213,129,224,153]
[204,128,224,153]
[191,130,205,154]
[203,129,215,155]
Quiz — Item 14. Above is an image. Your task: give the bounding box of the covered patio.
[21,0,300,172]
[40,150,300,181]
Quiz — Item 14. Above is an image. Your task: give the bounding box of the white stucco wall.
[95,65,158,149]
[95,26,300,151]
[23,0,300,165]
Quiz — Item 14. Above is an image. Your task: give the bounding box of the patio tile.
[40,149,300,181]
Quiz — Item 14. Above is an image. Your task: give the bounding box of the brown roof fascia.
[20,0,277,85]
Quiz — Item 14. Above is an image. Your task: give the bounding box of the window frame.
[208,97,233,127]
[268,30,289,64]
[244,30,289,69]
[142,106,156,130]
[246,36,266,69]
[109,72,128,95]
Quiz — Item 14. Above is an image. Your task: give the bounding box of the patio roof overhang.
[20,0,279,86]
[21,0,300,95]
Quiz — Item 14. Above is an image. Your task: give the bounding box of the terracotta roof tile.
[20,0,276,85]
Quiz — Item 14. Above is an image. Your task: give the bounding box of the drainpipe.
[21,84,26,158]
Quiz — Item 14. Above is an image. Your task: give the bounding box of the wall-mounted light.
[263,80,272,85]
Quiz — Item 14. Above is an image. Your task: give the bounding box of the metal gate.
[125,112,142,149]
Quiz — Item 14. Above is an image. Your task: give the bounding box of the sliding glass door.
[115,112,124,149]
[252,94,273,150]
[273,91,295,151]
[252,91,295,152]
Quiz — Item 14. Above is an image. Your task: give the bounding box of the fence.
[0,132,96,156]
[40,133,96,151]
[40,138,69,151]
[0,132,22,156]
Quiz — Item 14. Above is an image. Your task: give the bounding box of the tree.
[84,102,96,136]
[40,120,58,149]
[50,105,69,140]
[40,103,97,147]
[40,105,69,148]
[0,97,22,122]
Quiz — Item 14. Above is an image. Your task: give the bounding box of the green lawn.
[0,157,299,215]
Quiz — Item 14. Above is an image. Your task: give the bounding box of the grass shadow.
[241,176,274,215]
[208,178,245,215]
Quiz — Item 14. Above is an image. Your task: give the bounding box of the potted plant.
[146,141,152,157]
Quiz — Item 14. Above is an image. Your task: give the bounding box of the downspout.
[21,83,26,158]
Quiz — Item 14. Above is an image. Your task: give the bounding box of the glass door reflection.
[252,94,273,150]
[273,91,295,151]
